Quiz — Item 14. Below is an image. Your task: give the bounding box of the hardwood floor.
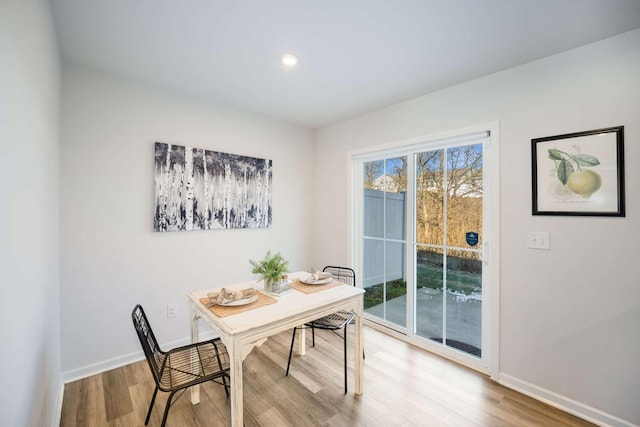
[60,327,595,426]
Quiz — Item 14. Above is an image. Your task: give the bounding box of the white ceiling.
[51,0,640,129]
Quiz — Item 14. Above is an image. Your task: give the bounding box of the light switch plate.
[528,231,550,250]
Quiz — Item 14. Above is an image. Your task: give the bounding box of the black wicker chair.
[132,304,230,427]
[286,266,359,393]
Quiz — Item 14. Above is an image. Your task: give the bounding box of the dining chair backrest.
[132,305,230,427]
[132,304,164,385]
[323,266,355,287]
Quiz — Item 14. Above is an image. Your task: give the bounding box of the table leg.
[297,328,306,355]
[229,339,244,427]
[190,307,201,404]
[354,299,364,395]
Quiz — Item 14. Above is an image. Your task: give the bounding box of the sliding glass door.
[355,129,495,373]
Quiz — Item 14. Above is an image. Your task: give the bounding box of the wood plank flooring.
[60,327,595,426]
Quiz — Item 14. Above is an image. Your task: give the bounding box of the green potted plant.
[249,250,290,294]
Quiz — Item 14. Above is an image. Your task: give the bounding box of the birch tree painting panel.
[154,142,272,231]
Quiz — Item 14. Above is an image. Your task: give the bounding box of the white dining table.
[187,271,365,427]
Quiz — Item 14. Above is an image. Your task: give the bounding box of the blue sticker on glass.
[466,232,479,246]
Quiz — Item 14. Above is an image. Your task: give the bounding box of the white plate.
[300,276,333,285]
[218,294,259,306]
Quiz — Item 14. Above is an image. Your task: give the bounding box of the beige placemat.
[199,291,277,318]
[292,278,344,294]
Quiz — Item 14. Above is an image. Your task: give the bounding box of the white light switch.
[528,231,550,250]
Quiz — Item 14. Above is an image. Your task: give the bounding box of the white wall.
[315,30,640,426]
[60,65,316,376]
[0,0,61,426]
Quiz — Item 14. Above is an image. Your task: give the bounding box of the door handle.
[481,242,489,264]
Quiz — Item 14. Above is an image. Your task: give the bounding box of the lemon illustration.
[567,169,601,198]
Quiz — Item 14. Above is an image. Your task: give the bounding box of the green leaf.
[573,154,600,167]
[249,250,289,282]
[556,159,574,185]
[548,148,562,161]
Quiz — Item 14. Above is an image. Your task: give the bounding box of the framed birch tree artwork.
[531,126,625,216]
[154,142,272,231]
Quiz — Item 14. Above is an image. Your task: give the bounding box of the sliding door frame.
[348,122,500,379]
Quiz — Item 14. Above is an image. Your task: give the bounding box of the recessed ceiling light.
[281,53,298,67]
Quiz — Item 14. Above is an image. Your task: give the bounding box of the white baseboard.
[498,373,636,427]
[62,349,146,384]
[61,330,218,383]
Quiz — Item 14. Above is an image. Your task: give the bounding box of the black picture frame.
[532,126,624,216]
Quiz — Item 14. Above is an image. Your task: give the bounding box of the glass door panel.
[445,250,482,357]
[414,142,483,358]
[415,246,444,341]
[362,157,407,329]
[363,238,383,314]
[444,143,483,357]
[415,149,443,246]
[445,144,483,247]
[384,241,406,327]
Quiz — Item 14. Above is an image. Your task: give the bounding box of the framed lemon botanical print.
[531,126,625,216]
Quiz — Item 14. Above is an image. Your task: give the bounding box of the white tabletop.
[187,271,364,336]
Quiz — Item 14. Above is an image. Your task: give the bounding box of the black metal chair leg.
[312,325,316,346]
[343,324,348,394]
[160,390,177,427]
[222,375,230,397]
[286,327,297,376]
[145,386,159,425]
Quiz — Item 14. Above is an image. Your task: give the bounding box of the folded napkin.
[206,288,257,305]
[307,271,332,282]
